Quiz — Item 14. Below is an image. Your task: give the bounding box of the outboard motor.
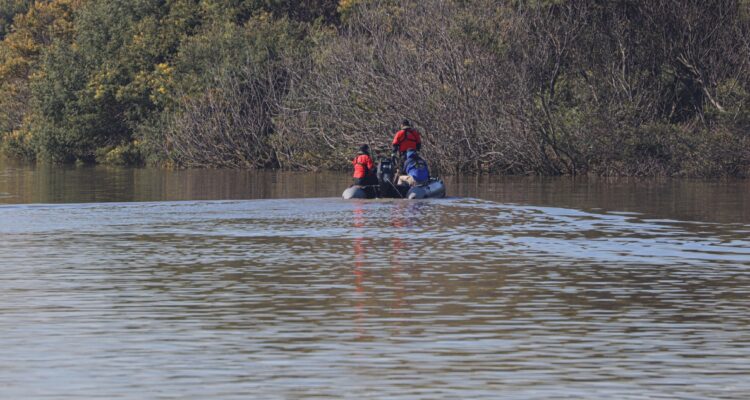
[376,156,393,182]
[377,156,399,198]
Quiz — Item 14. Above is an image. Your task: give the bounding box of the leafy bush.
[0,0,748,177]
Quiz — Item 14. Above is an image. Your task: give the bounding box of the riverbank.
[2,141,749,179]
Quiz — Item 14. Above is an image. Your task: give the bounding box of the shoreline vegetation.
[1,1,749,177]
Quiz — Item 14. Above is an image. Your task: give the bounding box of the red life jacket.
[352,153,374,178]
[392,128,421,153]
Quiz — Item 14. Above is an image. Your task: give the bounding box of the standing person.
[352,144,377,186]
[391,119,422,160]
[397,149,430,187]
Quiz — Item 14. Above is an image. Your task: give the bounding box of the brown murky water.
[1,159,750,399]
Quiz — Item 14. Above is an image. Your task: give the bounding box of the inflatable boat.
[405,177,446,199]
[342,156,446,200]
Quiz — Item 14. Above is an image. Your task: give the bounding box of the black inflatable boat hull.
[407,178,446,199]
[342,185,369,199]
[342,178,445,200]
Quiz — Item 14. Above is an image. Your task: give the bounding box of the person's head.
[359,144,369,153]
[401,119,411,129]
[406,149,417,158]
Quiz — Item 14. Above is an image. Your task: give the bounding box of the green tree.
[0,0,78,158]
[0,0,33,39]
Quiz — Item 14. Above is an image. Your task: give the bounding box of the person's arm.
[392,130,403,146]
[392,130,404,153]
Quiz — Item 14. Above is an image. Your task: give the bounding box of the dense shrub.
[0,0,748,177]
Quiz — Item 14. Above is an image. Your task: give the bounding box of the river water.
[1,159,750,399]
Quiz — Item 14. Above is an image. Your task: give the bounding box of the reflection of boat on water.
[350,201,419,339]
[342,155,446,200]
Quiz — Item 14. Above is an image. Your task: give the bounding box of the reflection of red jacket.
[392,128,422,153]
[352,153,374,178]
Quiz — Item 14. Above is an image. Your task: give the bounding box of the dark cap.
[359,144,369,153]
[401,119,411,127]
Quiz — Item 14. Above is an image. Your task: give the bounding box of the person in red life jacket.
[391,119,422,159]
[352,144,377,186]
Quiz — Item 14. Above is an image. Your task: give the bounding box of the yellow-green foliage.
[0,0,748,177]
[95,141,144,165]
[337,0,363,20]
[0,0,78,137]
[1,126,34,159]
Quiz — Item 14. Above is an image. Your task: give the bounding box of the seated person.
[352,144,377,186]
[396,149,430,186]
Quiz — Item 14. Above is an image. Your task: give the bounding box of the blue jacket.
[404,155,429,183]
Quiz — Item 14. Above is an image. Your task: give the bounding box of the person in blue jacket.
[397,149,430,186]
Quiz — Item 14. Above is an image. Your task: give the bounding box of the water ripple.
[1,198,749,399]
